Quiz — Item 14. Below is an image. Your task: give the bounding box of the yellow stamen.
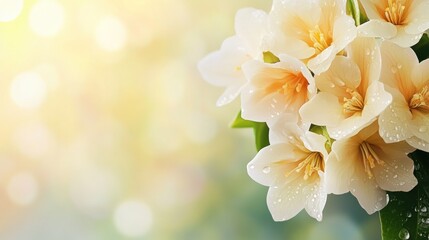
[265,72,308,104]
[309,25,331,54]
[385,0,406,25]
[285,152,324,180]
[409,85,429,112]
[343,89,364,115]
[360,142,384,179]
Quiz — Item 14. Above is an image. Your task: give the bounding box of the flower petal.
[349,172,388,214]
[410,110,429,143]
[378,87,413,143]
[303,180,327,221]
[357,20,397,39]
[307,45,336,75]
[405,1,429,34]
[267,176,307,221]
[235,8,267,57]
[316,56,361,95]
[359,0,385,20]
[299,92,343,127]
[371,140,417,192]
[389,26,422,47]
[326,140,360,194]
[332,15,357,52]
[406,136,429,152]
[247,143,307,187]
[380,41,418,100]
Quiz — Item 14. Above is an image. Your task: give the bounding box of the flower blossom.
[247,121,328,221]
[359,0,429,47]
[300,37,392,139]
[198,8,267,106]
[378,41,429,152]
[326,122,417,214]
[240,54,315,126]
[267,0,357,74]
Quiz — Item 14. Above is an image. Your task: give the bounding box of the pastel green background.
[0,0,380,239]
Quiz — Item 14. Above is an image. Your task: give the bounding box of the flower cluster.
[199,0,429,221]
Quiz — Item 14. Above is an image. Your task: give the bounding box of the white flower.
[247,122,328,221]
[240,54,315,126]
[267,0,357,74]
[359,0,429,47]
[326,122,417,214]
[198,8,267,106]
[378,41,429,152]
[300,37,392,139]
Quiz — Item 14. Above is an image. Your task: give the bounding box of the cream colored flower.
[299,37,392,139]
[268,0,357,74]
[326,123,417,214]
[198,8,267,106]
[379,41,429,151]
[247,122,328,221]
[359,0,429,47]
[240,54,315,126]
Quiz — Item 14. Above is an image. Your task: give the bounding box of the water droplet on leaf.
[399,228,410,239]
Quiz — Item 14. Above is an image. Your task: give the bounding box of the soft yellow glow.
[0,0,23,22]
[13,122,55,159]
[10,72,47,109]
[114,200,153,237]
[95,16,128,52]
[29,0,65,37]
[6,172,39,206]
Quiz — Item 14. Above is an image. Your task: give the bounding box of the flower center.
[385,0,406,25]
[409,85,429,112]
[360,142,384,179]
[309,25,331,54]
[286,152,324,180]
[343,89,364,115]
[265,72,308,103]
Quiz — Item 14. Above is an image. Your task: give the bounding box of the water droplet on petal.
[365,48,371,55]
[391,66,398,74]
[419,126,428,133]
[262,166,271,174]
[249,164,255,170]
[393,174,398,179]
[399,228,410,239]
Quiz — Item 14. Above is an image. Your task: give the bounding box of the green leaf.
[309,124,334,153]
[380,150,429,240]
[230,111,270,151]
[412,34,429,62]
[346,0,360,26]
[263,51,280,64]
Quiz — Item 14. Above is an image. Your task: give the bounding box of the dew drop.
[334,77,345,86]
[262,166,271,174]
[391,66,398,74]
[249,164,255,170]
[393,174,398,179]
[399,228,410,239]
[397,64,402,69]
[399,182,405,186]
[419,126,428,133]
[365,48,371,55]
[329,82,335,88]
[421,206,427,213]
[406,211,412,218]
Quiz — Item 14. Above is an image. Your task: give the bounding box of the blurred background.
[0,0,380,239]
